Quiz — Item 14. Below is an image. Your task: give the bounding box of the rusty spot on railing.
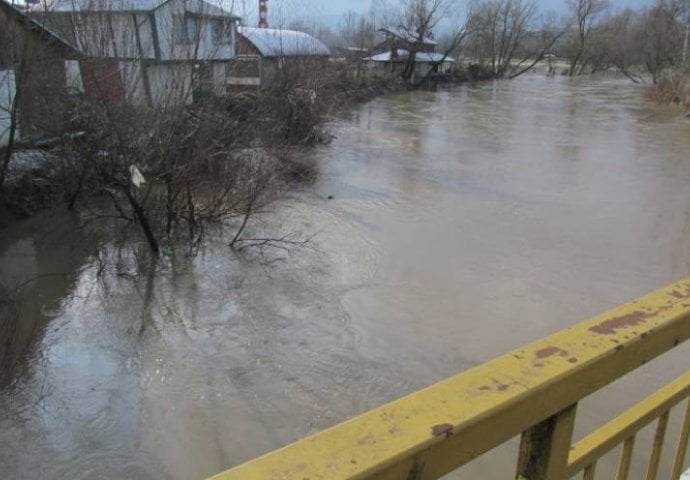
[669,287,690,299]
[589,310,651,335]
[535,346,569,359]
[431,423,453,437]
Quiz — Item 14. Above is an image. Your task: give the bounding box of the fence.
[208,277,690,480]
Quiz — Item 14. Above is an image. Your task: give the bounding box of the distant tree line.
[328,0,689,83]
[562,0,688,83]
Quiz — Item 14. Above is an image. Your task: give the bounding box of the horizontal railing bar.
[566,371,690,476]
[210,278,690,480]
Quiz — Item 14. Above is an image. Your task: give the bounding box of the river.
[2,75,690,479]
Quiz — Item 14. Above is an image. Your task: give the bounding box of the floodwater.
[2,75,690,479]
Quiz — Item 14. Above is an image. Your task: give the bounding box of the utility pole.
[683,19,689,67]
[258,0,268,28]
[684,0,690,67]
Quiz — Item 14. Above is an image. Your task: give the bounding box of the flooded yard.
[2,74,690,479]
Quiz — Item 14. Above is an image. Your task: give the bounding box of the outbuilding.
[37,0,240,105]
[365,49,455,79]
[229,26,330,90]
[0,0,79,144]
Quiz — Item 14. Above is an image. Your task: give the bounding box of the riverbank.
[0,73,412,230]
[0,62,506,232]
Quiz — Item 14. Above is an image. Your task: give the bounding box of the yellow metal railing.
[565,373,690,479]
[208,277,690,480]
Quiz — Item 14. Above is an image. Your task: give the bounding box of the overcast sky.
[238,0,656,27]
[316,0,653,15]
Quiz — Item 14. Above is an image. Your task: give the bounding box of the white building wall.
[110,12,156,59]
[119,60,146,103]
[212,62,227,95]
[117,62,193,106]
[65,60,84,93]
[44,0,236,106]
[155,0,235,62]
[0,70,19,148]
[68,12,154,59]
[148,63,193,106]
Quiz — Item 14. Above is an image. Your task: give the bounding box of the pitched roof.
[379,27,437,46]
[0,0,79,56]
[48,0,164,12]
[365,49,454,63]
[238,27,330,58]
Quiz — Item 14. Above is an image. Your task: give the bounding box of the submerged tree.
[390,0,470,84]
[465,0,565,79]
[565,0,609,75]
[636,0,686,83]
[574,0,686,82]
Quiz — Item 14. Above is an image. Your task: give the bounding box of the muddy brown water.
[2,75,690,479]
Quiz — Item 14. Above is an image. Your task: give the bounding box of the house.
[365,49,455,79]
[366,27,454,80]
[228,27,330,91]
[36,0,240,105]
[0,0,79,144]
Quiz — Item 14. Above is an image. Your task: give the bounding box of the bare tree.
[339,10,357,48]
[466,0,564,79]
[1,0,76,201]
[566,0,609,75]
[682,0,690,67]
[397,0,457,80]
[636,0,685,83]
[596,9,644,81]
[0,5,26,194]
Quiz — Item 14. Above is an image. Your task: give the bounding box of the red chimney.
[259,0,268,28]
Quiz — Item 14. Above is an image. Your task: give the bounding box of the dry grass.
[647,69,690,107]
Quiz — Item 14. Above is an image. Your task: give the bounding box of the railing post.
[516,403,578,480]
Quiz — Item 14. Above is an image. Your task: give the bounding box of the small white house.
[38,0,240,105]
[365,49,455,79]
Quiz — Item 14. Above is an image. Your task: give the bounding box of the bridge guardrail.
[208,277,690,480]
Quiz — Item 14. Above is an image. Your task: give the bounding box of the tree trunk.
[0,93,20,195]
[125,188,160,254]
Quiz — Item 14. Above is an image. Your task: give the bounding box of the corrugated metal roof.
[48,0,237,16]
[49,0,165,12]
[0,0,79,56]
[365,49,454,63]
[238,27,330,58]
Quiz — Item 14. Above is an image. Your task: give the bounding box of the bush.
[647,69,689,106]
